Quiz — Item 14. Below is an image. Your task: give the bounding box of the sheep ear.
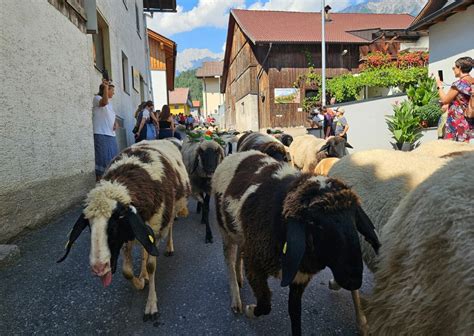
[281,219,306,287]
[345,142,353,149]
[126,206,159,257]
[355,207,381,254]
[318,143,330,153]
[57,213,89,263]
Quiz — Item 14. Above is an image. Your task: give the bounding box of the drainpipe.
[256,42,272,131]
[202,78,207,117]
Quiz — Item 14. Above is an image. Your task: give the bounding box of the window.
[122,52,130,94]
[135,2,140,37]
[305,89,318,99]
[92,12,111,75]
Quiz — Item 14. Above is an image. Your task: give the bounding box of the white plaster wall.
[151,70,168,110]
[235,94,259,131]
[332,95,437,151]
[0,1,94,190]
[90,0,152,146]
[400,35,429,51]
[428,6,474,85]
[203,77,224,116]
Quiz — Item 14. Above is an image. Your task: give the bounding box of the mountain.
[340,0,427,16]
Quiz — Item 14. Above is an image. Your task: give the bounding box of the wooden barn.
[221,9,417,131]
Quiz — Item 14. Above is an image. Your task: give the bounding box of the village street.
[0,201,373,336]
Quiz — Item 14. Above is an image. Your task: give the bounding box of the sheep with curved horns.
[366,152,474,335]
[237,132,289,162]
[212,151,380,336]
[57,140,191,321]
[181,136,225,243]
[289,135,352,172]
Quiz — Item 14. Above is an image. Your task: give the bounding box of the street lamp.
[321,2,331,106]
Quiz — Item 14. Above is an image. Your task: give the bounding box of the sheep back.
[329,149,448,272]
[413,139,474,158]
[366,152,474,335]
[314,158,339,176]
[289,135,326,172]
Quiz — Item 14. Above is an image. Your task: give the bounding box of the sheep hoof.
[151,313,159,321]
[245,304,257,318]
[231,301,243,314]
[329,279,341,291]
[164,251,174,257]
[205,235,213,244]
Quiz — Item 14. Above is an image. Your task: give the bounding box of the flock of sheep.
[57,130,474,335]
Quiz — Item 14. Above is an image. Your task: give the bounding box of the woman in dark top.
[157,105,181,140]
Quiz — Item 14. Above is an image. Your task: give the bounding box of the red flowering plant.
[361,51,393,70]
[397,51,429,68]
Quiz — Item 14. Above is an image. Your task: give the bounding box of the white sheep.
[366,152,474,335]
[289,135,352,172]
[328,149,448,272]
[412,139,474,158]
[57,140,191,321]
[237,132,289,162]
[314,157,339,176]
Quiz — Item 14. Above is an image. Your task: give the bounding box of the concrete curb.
[0,244,21,268]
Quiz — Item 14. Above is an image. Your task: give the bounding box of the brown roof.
[231,9,414,44]
[169,88,190,105]
[409,0,472,31]
[196,61,224,78]
[192,100,201,107]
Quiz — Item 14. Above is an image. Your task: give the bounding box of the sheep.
[366,152,474,335]
[289,135,352,172]
[181,137,225,243]
[328,149,449,273]
[412,139,474,158]
[219,130,240,156]
[212,151,380,336]
[314,157,339,176]
[237,132,288,162]
[57,140,191,321]
[266,129,294,147]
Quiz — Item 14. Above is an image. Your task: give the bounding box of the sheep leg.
[288,282,309,336]
[223,237,242,313]
[165,221,174,257]
[122,242,146,290]
[202,193,213,243]
[134,249,149,289]
[143,255,158,322]
[351,290,368,336]
[235,246,244,288]
[244,264,272,318]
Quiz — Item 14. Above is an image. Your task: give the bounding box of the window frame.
[121,51,130,95]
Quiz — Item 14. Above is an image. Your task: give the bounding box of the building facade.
[169,88,193,115]
[410,0,473,85]
[221,9,415,131]
[148,29,176,111]
[196,61,224,118]
[0,0,152,242]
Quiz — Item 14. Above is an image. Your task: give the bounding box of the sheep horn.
[57,213,89,263]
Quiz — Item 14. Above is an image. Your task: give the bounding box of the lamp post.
[321,2,331,106]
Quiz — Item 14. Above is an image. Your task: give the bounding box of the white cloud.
[176,48,223,73]
[248,0,352,12]
[147,0,245,36]
[147,0,353,37]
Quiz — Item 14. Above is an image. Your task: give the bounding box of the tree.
[175,69,203,105]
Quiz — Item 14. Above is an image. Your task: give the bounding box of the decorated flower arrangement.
[186,128,226,147]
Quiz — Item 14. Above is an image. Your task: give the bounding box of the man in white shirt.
[92,79,119,181]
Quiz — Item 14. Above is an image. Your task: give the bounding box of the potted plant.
[386,100,423,151]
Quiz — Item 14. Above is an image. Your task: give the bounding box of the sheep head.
[57,183,159,288]
[318,136,353,158]
[193,140,225,177]
[280,175,380,289]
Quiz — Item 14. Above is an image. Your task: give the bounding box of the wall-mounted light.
[341,49,348,56]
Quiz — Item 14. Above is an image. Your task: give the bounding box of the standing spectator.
[323,106,335,139]
[333,107,349,140]
[158,105,181,140]
[134,101,157,142]
[92,79,118,181]
[436,56,473,143]
[186,114,195,130]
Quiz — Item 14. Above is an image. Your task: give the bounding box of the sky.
[147,0,366,72]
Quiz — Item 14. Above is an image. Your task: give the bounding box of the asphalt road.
[0,200,373,335]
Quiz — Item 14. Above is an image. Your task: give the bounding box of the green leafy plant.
[386,100,423,150]
[414,102,443,127]
[407,77,438,107]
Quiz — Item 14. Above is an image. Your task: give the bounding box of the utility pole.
[321,0,326,106]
